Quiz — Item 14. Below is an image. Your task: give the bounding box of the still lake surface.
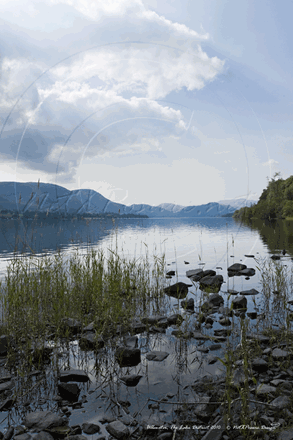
[0,215,292,287]
[0,216,293,429]
[1,215,293,323]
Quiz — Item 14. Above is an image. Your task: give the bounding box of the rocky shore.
[0,258,293,440]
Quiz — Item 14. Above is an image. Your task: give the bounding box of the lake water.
[0,215,292,291]
[0,216,273,273]
[1,215,293,319]
[0,216,293,431]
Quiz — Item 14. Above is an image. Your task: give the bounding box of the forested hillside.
[233,173,293,220]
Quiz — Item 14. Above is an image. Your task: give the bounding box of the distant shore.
[0,209,149,220]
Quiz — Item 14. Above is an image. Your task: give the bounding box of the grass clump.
[0,245,166,372]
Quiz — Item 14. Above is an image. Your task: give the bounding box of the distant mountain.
[217,198,259,209]
[0,182,238,218]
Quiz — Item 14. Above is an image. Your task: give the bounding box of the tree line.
[233,173,293,221]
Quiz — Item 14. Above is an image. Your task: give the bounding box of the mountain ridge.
[0,181,252,218]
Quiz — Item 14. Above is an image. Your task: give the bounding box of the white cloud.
[262,159,279,166]
[0,0,225,189]
[48,0,209,41]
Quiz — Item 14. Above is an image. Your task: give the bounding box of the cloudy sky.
[1,0,293,207]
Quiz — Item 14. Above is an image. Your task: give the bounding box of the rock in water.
[115,347,141,367]
[106,421,130,439]
[163,282,192,299]
[199,275,224,293]
[120,375,143,387]
[58,383,80,402]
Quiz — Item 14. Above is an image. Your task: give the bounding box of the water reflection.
[234,217,293,257]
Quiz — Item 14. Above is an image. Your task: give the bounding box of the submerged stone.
[120,375,143,387]
[186,269,204,280]
[106,420,130,439]
[146,351,169,362]
[59,369,90,383]
[23,411,66,432]
[240,288,259,295]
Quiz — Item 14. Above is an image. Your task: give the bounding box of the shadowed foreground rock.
[58,383,80,402]
[115,347,141,367]
[23,411,67,432]
[106,420,130,439]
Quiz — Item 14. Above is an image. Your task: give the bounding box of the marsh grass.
[0,241,167,375]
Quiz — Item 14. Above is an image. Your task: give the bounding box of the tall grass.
[0,243,166,370]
